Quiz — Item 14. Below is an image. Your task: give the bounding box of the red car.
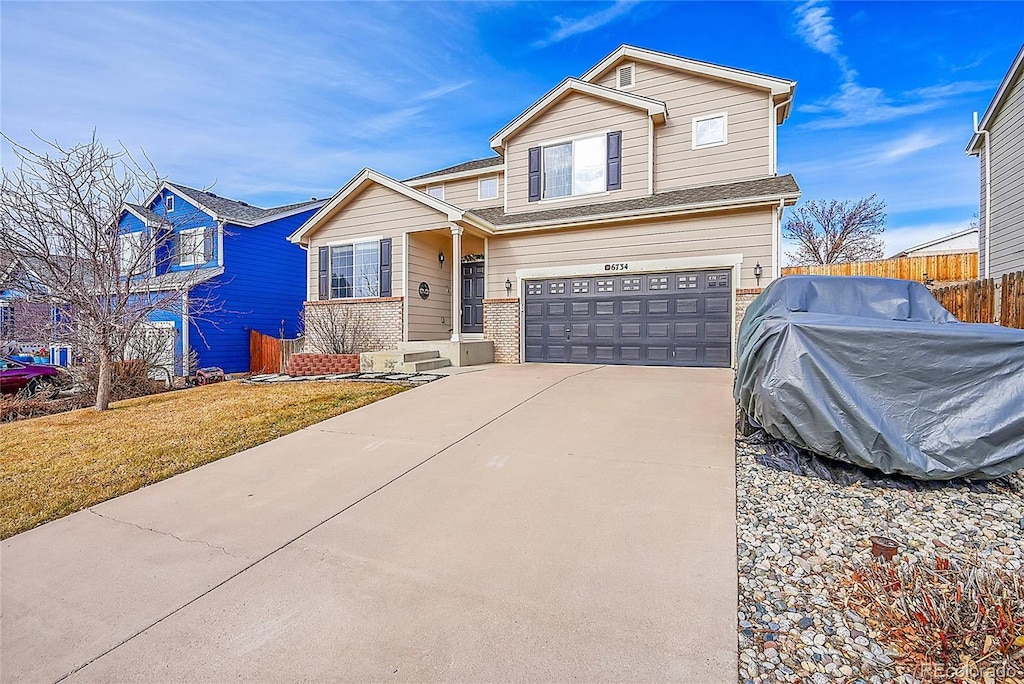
[0,356,70,398]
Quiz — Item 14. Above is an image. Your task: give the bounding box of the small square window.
[165,194,175,212]
[549,282,565,295]
[597,280,615,293]
[622,278,641,292]
[426,185,444,200]
[649,276,668,290]
[692,113,728,149]
[478,177,498,201]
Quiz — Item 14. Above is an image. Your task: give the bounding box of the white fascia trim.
[580,45,796,98]
[243,200,328,228]
[489,78,668,151]
[966,44,1024,155]
[288,168,465,245]
[406,164,504,186]
[123,205,160,227]
[488,193,801,234]
[515,253,743,281]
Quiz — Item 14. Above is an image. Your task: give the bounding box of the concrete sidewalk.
[1,364,737,683]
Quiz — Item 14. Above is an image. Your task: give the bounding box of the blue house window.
[330,241,380,299]
[166,194,175,212]
[0,303,12,339]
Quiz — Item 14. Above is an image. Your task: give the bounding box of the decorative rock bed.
[736,433,1024,683]
[244,371,444,386]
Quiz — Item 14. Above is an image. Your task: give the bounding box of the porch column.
[450,224,463,342]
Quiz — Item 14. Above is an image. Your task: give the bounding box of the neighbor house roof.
[489,78,668,152]
[966,44,1024,155]
[470,174,800,230]
[125,203,166,225]
[405,156,504,184]
[580,44,797,122]
[165,183,325,226]
[892,227,980,258]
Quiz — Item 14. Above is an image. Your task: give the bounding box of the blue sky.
[2,1,1022,258]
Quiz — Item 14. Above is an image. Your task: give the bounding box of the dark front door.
[523,269,732,367]
[461,261,484,334]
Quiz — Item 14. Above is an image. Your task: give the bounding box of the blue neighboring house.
[117,182,324,375]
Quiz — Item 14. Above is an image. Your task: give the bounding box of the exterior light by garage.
[505,278,513,296]
[754,262,763,286]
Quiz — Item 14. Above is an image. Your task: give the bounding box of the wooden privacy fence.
[930,271,1024,328]
[782,251,978,282]
[249,330,305,374]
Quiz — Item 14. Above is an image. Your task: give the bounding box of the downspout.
[973,111,992,278]
[181,290,190,377]
[774,199,785,284]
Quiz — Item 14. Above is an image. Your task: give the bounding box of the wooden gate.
[931,279,996,324]
[1001,271,1024,329]
[249,330,305,374]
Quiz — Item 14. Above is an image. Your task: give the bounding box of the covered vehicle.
[735,276,1024,481]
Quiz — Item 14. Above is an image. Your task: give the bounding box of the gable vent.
[617,64,634,89]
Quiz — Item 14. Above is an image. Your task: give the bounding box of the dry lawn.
[0,380,406,539]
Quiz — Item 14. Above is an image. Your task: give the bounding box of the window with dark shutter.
[607,131,622,191]
[528,147,541,202]
[379,238,392,297]
[317,246,329,300]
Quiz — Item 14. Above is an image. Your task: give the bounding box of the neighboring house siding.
[595,62,772,190]
[411,173,504,210]
[988,68,1024,278]
[486,207,774,293]
[306,184,451,300]
[190,210,315,374]
[119,212,147,234]
[406,230,453,340]
[505,92,650,213]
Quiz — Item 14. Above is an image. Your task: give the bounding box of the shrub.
[0,394,91,423]
[82,359,166,403]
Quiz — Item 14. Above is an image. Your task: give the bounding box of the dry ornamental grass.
[0,380,406,538]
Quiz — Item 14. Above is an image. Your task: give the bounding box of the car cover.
[735,275,1024,480]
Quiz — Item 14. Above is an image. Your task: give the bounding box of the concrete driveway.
[1,364,737,683]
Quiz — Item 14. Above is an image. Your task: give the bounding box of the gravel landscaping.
[737,432,1024,683]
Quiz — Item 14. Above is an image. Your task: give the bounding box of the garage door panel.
[523,269,733,367]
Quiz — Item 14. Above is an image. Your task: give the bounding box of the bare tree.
[784,195,887,265]
[0,133,218,410]
[300,304,365,355]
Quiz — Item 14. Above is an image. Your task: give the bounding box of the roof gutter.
[973,110,992,278]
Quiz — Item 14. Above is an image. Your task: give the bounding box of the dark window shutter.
[607,131,622,191]
[379,238,392,297]
[318,246,329,300]
[169,233,179,265]
[203,228,215,263]
[528,147,542,202]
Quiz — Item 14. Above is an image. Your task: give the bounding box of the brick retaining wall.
[287,353,361,376]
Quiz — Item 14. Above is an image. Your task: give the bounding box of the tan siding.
[989,68,1024,278]
[487,208,774,291]
[408,172,504,210]
[305,183,450,300]
[505,92,650,213]
[406,231,453,340]
[597,61,772,190]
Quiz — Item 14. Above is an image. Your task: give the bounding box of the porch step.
[400,350,440,363]
[360,350,451,373]
[408,357,451,372]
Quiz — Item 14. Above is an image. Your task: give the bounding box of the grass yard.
[0,380,407,539]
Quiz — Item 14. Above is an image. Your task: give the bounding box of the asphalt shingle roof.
[469,174,800,227]
[166,183,322,224]
[404,156,504,183]
[126,203,165,223]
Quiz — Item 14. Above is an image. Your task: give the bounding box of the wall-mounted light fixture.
[505,278,513,296]
[754,262,763,286]
[438,251,445,268]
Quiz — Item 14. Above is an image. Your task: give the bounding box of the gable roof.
[164,183,325,226]
[289,168,472,245]
[405,156,504,184]
[581,45,797,122]
[966,44,1024,155]
[469,174,800,230]
[124,203,166,225]
[892,227,979,257]
[489,78,668,152]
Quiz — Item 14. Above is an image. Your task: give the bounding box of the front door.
[461,261,484,334]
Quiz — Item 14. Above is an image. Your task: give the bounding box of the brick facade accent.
[483,298,520,363]
[303,297,403,354]
[735,288,764,348]
[287,353,360,376]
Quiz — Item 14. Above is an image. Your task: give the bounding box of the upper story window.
[165,194,175,212]
[692,113,728,149]
[330,241,380,299]
[119,231,144,274]
[178,227,206,267]
[426,185,445,200]
[478,176,498,201]
[542,135,606,199]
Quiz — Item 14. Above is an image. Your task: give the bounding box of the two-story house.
[967,44,1024,279]
[117,183,324,374]
[290,46,801,368]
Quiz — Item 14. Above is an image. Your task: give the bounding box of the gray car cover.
[735,275,1024,480]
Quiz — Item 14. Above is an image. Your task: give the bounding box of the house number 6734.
[604,263,629,271]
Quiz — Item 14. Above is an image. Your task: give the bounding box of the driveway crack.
[87,509,248,561]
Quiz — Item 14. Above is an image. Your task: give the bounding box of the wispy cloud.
[534,0,641,48]
[793,0,855,81]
